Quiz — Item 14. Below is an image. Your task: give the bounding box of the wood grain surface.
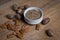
[0,0,60,40]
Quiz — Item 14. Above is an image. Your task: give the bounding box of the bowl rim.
[24,7,43,21]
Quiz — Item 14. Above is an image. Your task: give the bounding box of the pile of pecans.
[0,20,30,39]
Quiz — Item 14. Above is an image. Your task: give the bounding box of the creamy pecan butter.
[26,10,41,20]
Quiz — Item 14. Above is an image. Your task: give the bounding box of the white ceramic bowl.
[24,7,43,24]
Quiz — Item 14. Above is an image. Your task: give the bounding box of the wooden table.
[0,0,60,40]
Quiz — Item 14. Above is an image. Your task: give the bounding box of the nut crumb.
[35,24,40,30]
[7,33,14,39]
[13,19,21,26]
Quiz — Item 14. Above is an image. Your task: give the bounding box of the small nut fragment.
[7,33,15,39]
[13,19,21,26]
[41,17,50,25]
[17,7,23,13]
[45,29,54,37]
[12,32,17,35]
[0,23,7,31]
[15,31,23,39]
[0,24,7,29]
[7,24,18,31]
[15,14,21,20]
[6,14,15,19]
[20,25,30,33]
[35,24,40,30]
[12,4,20,11]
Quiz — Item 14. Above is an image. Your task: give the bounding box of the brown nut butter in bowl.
[26,10,41,20]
